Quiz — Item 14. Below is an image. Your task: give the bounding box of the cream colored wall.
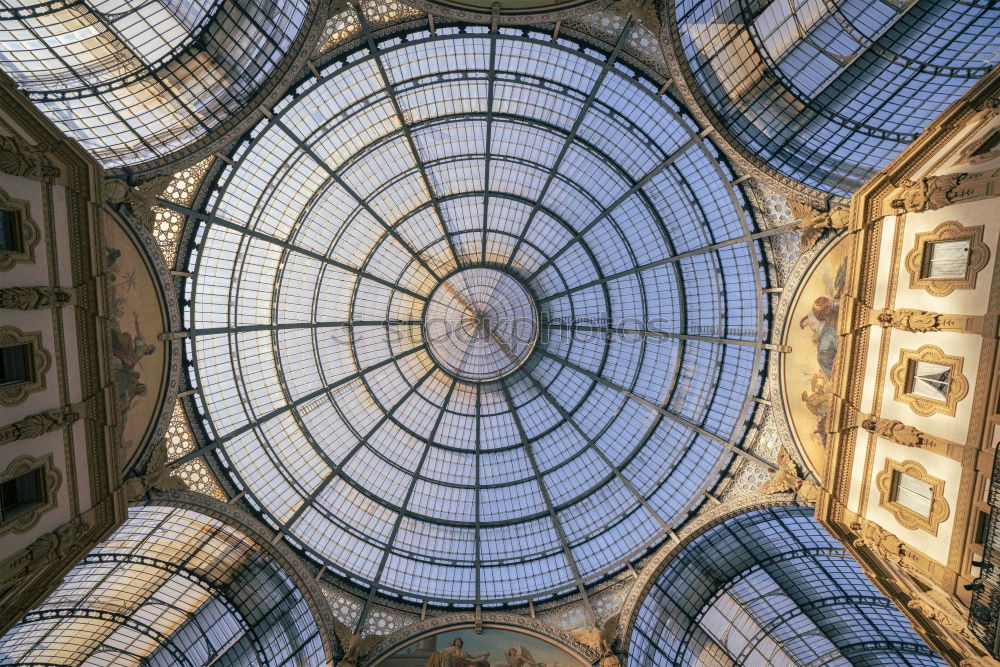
[851,108,1000,573]
[0,166,89,560]
[893,201,997,316]
[878,329,981,443]
[865,438,963,565]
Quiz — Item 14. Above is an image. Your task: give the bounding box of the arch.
[0,0,328,176]
[624,505,943,665]
[663,0,999,197]
[0,491,341,665]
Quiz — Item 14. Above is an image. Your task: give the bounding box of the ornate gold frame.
[0,186,39,272]
[890,345,968,417]
[876,459,950,535]
[0,454,61,537]
[0,326,50,406]
[904,221,989,297]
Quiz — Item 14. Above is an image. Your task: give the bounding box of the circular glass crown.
[424,268,539,382]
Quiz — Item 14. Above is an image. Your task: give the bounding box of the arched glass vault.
[628,506,945,666]
[0,0,314,169]
[672,0,999,196]
[0,505,329,665]
[175,15,773,608]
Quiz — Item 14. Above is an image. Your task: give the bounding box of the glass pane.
[924,239,970,279]
[909,360,951,401]
[894,471,932,516]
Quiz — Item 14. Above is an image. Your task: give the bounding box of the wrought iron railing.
[969,446,1000,657]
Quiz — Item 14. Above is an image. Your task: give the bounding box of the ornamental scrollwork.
[0,326,50,406]
[875,459,950,535]
[903,221,989,297]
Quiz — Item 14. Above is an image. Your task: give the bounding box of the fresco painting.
[377,628,586,667]
[103,212,166,466]
[782,233,852,480]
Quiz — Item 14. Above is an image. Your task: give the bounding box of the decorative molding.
[0,326,50,406]
[890,345,969,417]
[0,186,40,272]
[792,203,850,251]
[861,417,943,451]
[0,405,80,446]
[757,447,822,502]
[0,518,90,591]
[0,133,59,181]
[904,221,989,297]
[875,459,950,536]
[0,454,62,537]
[874,308,982,334]
[892,169,1000,214]
[957,128,1000,167]
[0,286,74,309]
[849,517,920,574]
[402,0,612,24]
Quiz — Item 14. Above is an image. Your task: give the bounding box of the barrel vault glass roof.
[0,0,308,167]
[630,506,945,666]
[674,0,1000,196]
[179,15,769,606]
[0,506,325,666]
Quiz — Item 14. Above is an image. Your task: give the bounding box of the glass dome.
[673,0,999,196]
[181,23,767,605]
[0,0,311,168]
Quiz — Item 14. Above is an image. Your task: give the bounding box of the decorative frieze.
[0,134,59,181]
[0,286,74,310]
[892,169,1000,213]
[0,406,80,446]
[874,308,983,334]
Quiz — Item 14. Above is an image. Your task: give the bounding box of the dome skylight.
[181,22,768,605]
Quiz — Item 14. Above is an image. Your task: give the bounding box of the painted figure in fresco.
[426,638,490,667]
[106,245,157,451]
[502,646,538,667]
[796,259,846,446]
[111,314,156,415]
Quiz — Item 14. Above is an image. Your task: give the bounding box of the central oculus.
[423,267,539,382]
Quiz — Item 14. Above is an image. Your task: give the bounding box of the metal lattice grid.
[176,17,771,607]
[629,506,945,666]
[673,0,999,196]
[0,505,326,665]
[0,0,310,167]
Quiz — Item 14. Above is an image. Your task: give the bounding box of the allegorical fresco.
[103,212,166,467]
[782,233,852,480]
[377,628,586,667]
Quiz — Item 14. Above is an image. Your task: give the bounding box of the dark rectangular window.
[0,209,20,252]
[0,468,43,521]
[0,344,30,386]
[976,510,991,545]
